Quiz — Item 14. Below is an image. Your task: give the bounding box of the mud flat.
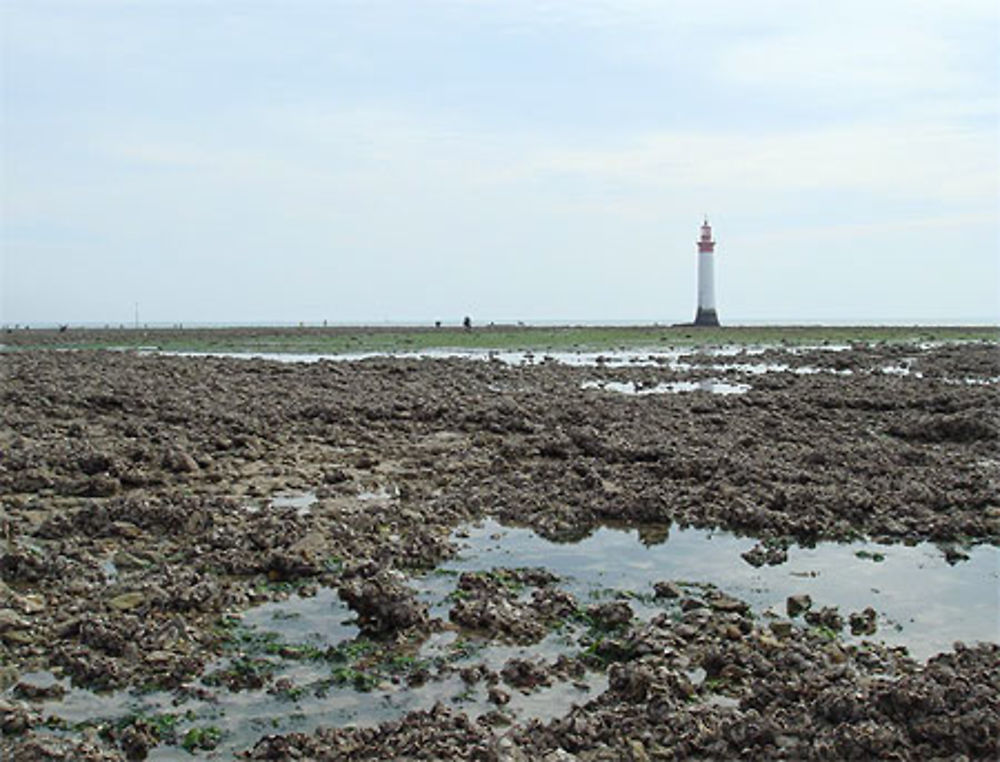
[3,323,996,355]
[1,339,998,760]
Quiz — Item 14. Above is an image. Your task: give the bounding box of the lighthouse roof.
[697,217,715,250]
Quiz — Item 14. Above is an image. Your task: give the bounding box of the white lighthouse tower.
[694,217,720,327]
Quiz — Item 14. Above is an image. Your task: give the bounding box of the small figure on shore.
[463,316,472,331]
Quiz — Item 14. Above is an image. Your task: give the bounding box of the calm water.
[447,519,999,661]
[15,517,998,759]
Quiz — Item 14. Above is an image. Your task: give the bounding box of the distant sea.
[9,317,998,329]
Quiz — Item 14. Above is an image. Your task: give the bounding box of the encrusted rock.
[680,597,707,612]
[1,339,998,760]
[849,606,878,635]
[786,594,812,618]
[709,593,749,614]
[0,698,38,734]
[653,581,683,599]
[118,719,158,760]
[502,657,552,691]
[742,543,788,567]
[163,449,198,474]
[489,685,511,705]
[770,620,794,638]
[586,601,633,630]
[108,592,146,612]
[805,605,844,631]
[0,608,30,631]
[338,572,428,636]
[13,681,66,701]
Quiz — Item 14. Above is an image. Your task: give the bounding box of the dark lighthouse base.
[693,308,720,327]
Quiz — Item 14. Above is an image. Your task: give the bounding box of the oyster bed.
[1,341,998,760]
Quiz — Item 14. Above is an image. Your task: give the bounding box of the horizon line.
[5,318,999,330]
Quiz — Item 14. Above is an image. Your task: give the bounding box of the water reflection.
[13,517,996,759]
[448,519,998,662]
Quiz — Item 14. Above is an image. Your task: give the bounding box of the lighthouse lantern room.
[694,217,720,327]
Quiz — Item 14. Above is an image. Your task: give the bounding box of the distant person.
[463,316,472,331]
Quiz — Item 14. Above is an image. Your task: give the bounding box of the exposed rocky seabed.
[1,341,998,760]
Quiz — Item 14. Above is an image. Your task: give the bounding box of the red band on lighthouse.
[698,219,715,253]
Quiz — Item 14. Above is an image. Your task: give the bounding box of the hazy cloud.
[2,0,997,324]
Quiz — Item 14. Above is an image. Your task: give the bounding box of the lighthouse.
[693,217,720,327]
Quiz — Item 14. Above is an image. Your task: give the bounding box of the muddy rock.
[680,596,707,612]
[0,698,38,735]
[805,606,844,631]
[108,592,145,612]
[501,657,553,691]
[0,343,997,760]
[163,448,199,473]
[244,703,496,760]
[941,544,971,565]
[770,620,794,638]
[118,720,159,761]
[450,595,547,643]
[6,737,127,761]
[653,581,682,599]
[849,607,878,635]
[0,548,69,583]
[488,685,511,705]
[338,572,428,637]
[607,662,657,702]
[13,681,66,702]
[786,594,813,617]
[0,608,30,632]
[79,474,122,497]
[889,412,998,444]
[530,587,577,619]
[708,592,749,615]
[449,568,569,642]
[742,542,788,567]
[586,601,634,630]
[0,666,19,691]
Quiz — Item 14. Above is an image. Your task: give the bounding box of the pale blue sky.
[2,0,998,325]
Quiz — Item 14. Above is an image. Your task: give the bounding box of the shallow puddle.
[156,346,986,384]
[160,347,692,367]
[269,491,317,515]
[14,517,997,759]
[357,485,399,502]
[239,587,358,646]
[100,558,119,583]
[18,569,604,758]
[241,491,318,516]
[581,379,751,395]
[450,519,998,661]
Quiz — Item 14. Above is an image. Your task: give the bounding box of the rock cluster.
[449,568,572,643]
[338,571,429,637]
[1,343,997,759]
